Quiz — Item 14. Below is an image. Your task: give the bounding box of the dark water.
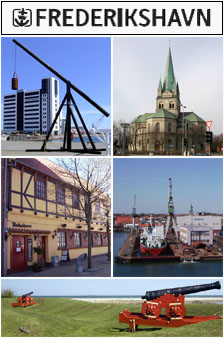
[113,232,223,277]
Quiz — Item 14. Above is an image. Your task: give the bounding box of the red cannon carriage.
[119,281,222,332]
[11,291,36,308]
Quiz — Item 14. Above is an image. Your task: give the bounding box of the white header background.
[1,1,223,35]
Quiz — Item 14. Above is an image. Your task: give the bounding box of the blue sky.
[1,37,111,129]
[114,158,223,214]
[2,278,222,296]
[113,37,223,135]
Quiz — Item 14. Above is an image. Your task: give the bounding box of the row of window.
[35,176,105,213]
[57,231,106,248]
[36,176,80,208]
[159,102,175,109]
[147,123,172,133]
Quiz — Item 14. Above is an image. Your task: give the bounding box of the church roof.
[163,47,176,92]
[133,113,154,123]
[150,108,176,119]
[158,78,162,91]
[183,112,205,123]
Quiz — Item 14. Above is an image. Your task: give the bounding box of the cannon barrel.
[22,291,33,298]
[142,281,221,301]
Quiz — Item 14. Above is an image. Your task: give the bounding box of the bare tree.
[104,199,111,261]
[56,158,111,269]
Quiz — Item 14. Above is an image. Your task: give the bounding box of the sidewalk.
[9,254,111,277]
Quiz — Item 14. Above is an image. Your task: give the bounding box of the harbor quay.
[1,140,107,156]
[115,231,222,264]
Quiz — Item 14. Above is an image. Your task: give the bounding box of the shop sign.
[12,222,32,228]
[61,250,69,261]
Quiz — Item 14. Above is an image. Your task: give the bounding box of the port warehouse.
[114,214,222,245]
[1,158,110,275]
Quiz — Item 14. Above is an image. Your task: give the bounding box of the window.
[35,175,46,199]
[74,232,81,247]
[95,202,100,214]
[159,103,163,109]
[168,123,172,133]
[169,102,175,109]
[96,233,103,246]
[84,195,89,211]
[72,191,79,209]
[56,185,65,204]
[57,232,66,247]
[155,123,160,132]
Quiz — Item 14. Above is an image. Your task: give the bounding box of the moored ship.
[139,217,167,256]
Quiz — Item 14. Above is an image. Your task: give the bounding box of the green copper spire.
[163,47,176,92]
[158,77,162,92]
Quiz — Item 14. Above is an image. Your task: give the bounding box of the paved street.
[1,141,107,156]
[9,254,111,277]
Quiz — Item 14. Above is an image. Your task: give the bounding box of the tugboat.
[139,217,167,256]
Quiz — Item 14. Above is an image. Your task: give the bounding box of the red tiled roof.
[115,216,143,224]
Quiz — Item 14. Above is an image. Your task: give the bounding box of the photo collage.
[1,34,223,337]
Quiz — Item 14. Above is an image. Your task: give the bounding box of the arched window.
[168,123,172,133]
[155,123,160,132]
[169,102,175,109]
[159,102,163,109]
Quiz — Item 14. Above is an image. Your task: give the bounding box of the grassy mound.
[1,298,223,337]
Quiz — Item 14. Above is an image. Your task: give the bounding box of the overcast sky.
[2,278,222,296]
[113,37,223,135]
[114,158,223,214]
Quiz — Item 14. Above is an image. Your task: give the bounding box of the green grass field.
[1,298,223,337]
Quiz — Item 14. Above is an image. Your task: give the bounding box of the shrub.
[1,289,14,298]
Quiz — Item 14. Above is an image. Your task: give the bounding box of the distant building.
[3,77,60,135]
[129,47,207,154]
[180,225,213,246]
[176,214,222,234]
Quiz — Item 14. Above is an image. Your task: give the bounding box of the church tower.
[156,47,180,117]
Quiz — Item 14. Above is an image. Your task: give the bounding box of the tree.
[104,199,111,261]
[1,289,14,298]
[211,133,223,153]
[113,119,131,155]
[57,158,111,269]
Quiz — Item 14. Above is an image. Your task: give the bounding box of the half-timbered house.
[1,158,110,275]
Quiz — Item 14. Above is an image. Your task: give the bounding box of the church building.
[129,47,207,154]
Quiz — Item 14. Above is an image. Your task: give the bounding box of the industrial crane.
[165,178,178,237]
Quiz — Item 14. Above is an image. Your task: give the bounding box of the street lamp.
[180,104,186,156]
[120,123,130,155]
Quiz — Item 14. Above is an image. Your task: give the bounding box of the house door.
[11,236,27,273]
[155,141,161,151]
[37,237,46,264]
